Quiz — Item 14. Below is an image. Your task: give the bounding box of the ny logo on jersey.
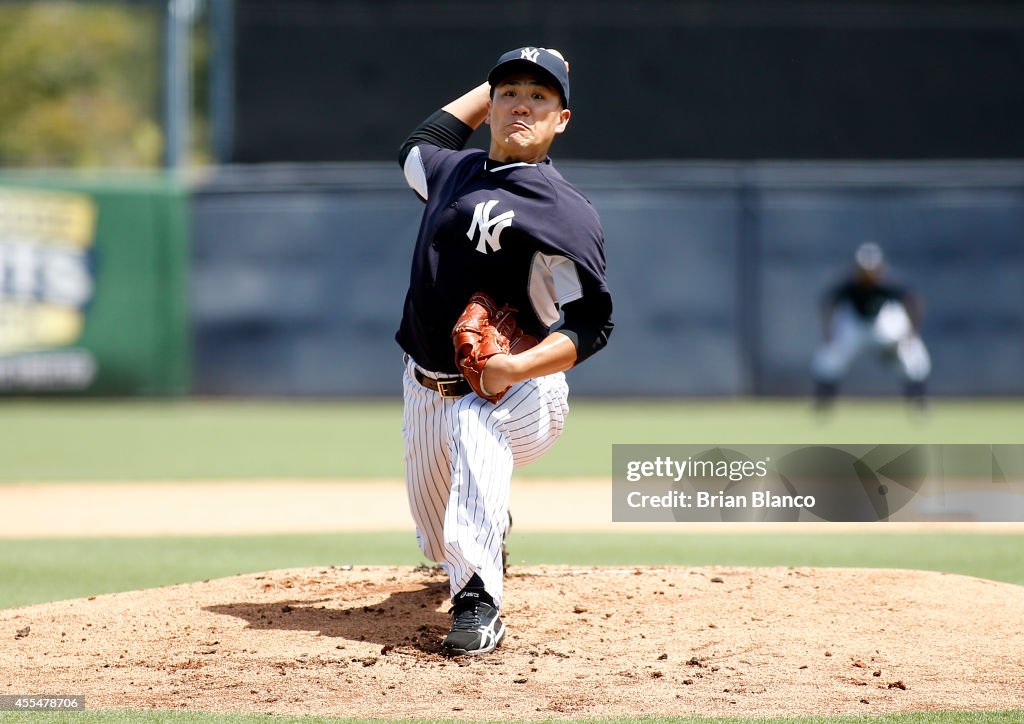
[467,200,515,254]
[520,47,540,62]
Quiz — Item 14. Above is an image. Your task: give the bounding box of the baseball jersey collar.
[484,157,552,173]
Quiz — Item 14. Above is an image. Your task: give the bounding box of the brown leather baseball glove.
[452,292,538,403]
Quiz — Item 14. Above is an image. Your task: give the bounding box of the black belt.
[408,358,472,398]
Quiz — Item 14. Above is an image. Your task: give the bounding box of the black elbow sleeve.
[556,295,613,365]
[399,110,475,166]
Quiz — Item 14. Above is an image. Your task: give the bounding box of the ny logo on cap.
[520,47,540,62]
[467,200,515,254]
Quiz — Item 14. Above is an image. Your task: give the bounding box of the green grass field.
[2,397,1022,610]
[2,712,1022,723]
[2,399,1022,723]
[1,713,1021,724]
[2,531,1022,610]
[1,398,1022,481]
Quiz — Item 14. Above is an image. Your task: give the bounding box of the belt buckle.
[436,378,462,399]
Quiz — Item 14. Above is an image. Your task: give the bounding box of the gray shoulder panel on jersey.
[403,146,429,201]
[528,252,584,328]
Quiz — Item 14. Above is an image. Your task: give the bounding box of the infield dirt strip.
[3,565,1024,718]
[3,479,1023,537]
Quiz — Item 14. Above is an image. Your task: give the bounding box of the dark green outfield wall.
[0,173,189,395]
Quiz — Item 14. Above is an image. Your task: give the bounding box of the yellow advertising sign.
[0,188,97,357]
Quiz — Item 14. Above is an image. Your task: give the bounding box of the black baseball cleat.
[904,381,929,411]
[813,379,839,411]
[441,584,505,656]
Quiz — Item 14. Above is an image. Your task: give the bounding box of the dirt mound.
[3,566,1022,719]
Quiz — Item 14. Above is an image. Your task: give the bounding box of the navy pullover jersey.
[397,144,611,375]
[828,278,909,320]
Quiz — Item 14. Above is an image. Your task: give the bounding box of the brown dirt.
[3,565,1023,718]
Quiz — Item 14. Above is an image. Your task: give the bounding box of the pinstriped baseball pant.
[402,356,569,609]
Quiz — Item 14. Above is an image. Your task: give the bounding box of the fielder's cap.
[855,242,885,272]
[488,46,570,107]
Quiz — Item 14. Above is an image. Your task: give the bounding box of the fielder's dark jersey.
[397,129,612,374]
[827,278,909,320]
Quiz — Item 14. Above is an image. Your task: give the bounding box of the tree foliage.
[0,2,162,167]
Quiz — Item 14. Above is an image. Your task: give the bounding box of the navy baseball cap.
[488,47,570,107]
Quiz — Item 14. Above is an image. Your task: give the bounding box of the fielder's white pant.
[812,302,931,383]
[402,356,569,609]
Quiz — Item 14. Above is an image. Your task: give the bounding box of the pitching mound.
[3,566,1022,719]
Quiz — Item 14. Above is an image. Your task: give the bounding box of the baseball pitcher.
[395,47,614,655]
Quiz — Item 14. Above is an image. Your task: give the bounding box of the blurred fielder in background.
[812,242,931,408]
